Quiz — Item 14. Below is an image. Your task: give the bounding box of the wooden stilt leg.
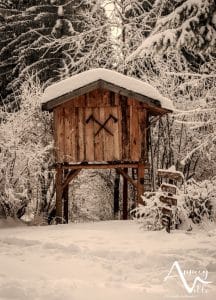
[56,166,63,224]
[114,171,120,218]
[123,168,128,220]
[137,164,145,205]
[62,169,69,224]
[63,184,69,224]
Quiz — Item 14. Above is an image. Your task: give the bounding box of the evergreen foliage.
[0,0,111,109]
[127,0,216,70]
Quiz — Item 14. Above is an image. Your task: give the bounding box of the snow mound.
[42,68,174,111]
[0,217,26,228]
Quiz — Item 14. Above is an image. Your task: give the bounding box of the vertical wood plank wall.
[54,89,148,163]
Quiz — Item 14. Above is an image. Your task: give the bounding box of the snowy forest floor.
[0,220,216,300]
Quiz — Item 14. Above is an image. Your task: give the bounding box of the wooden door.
[84,106,121,162]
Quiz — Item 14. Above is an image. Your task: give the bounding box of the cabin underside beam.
[55,162,141,170]
[55,162,146,224]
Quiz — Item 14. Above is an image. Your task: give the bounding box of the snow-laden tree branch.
[0,76,54,220]
[0,0,112,108]
[127,0,216,63]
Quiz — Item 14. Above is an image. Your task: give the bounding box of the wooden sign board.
[160,195,177,206]
[160,183,177,195]
[157,169,183,181]
[161,206,172,216]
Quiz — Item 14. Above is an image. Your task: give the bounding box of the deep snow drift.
[0,220,215,300]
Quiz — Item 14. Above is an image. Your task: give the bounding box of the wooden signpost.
[157,168,183,233]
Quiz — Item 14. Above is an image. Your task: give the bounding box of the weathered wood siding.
[54,89,148,163]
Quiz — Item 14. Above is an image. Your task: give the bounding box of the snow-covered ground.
[0,220,216,300]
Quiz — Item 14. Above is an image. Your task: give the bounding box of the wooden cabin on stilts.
[41,69,173,223]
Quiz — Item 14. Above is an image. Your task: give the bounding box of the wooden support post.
[63,170,69,224]
[122,168,128,220]
[63,187,69,224]
[56,166,63,223]
[137,164,145,205]
[62,169,81,223]
[114,171,120,218]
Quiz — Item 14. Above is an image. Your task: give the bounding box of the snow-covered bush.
[184,178,216,224]
[0,76,54,221]
[132,178,216,231]
[131,191,183,231]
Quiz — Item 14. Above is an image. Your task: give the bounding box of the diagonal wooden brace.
[62,169,81,190]
[116,168,137,188]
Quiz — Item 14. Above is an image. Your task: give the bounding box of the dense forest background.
[0,0,215,224]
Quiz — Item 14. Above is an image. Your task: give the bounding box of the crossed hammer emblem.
[86,114,118,136]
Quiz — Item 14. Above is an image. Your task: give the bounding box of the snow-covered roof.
[42,68,174,112]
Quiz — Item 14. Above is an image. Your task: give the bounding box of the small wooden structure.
[42,69,173,223]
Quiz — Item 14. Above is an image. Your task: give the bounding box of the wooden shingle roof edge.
[41,79,172,114]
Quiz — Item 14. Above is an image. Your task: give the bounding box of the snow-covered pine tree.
[0,0,112,109]
[54,0,112,78]
[124,0,156,45]
[108,0,156,75]
[0,0,54,108]
[127,0,216,70]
